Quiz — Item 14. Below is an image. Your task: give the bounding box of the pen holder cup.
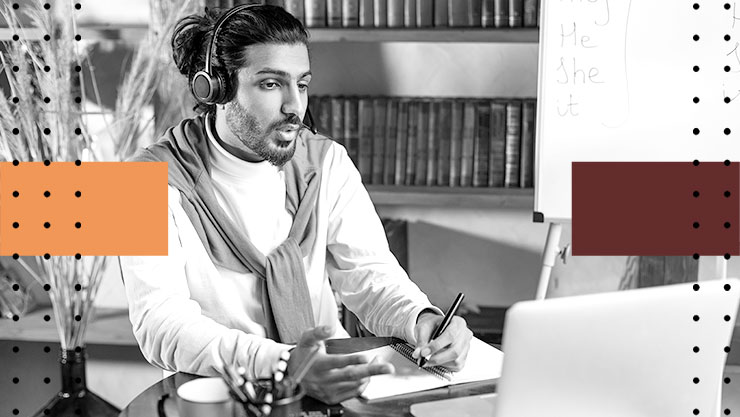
[240,379,305,417]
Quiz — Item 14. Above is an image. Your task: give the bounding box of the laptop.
[411,279,740,417]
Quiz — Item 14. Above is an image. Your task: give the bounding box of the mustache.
[271,114,303,130]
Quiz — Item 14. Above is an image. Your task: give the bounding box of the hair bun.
[171,13,213,78]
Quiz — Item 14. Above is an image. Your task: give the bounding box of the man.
[120,4,472,404]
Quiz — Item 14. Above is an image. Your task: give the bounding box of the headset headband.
[204,4,257,78]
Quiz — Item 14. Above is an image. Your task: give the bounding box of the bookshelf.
[0,22,538,209]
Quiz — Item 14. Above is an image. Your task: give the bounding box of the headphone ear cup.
[192,70,221,104]
[211,68,230,105]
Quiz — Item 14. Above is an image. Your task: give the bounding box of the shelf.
[308,28,539,43]
[0,26,538,43]
[367,186,534,208]
[0,307,137,346]
[0,25,149,43]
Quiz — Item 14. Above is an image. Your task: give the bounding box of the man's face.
[224,43,311,167]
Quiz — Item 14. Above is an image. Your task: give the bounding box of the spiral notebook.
[359,336,504,400]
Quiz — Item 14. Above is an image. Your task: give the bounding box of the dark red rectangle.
[572,162,739,256]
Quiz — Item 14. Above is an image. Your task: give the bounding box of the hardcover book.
[448,0,469,27]
[467,0,482,27]
[388,0,404,27]
[508,0,523,27]
[305,0,327,27]
[449,100,464,187]
[482,0,495,27]
[435,100,453,186]
[473,101,490,187]
[504,99,522,187]
[330,96,344,147]
[426,99,439,186]
[416,0,434,27]
[404,0,417,27]
[488,101,507,187]
[284,0,305,24]
[344,97,360,165]
[342,0,360,26]
[327,0,343,27]
[394,99,410,185]
[360,0,374,26]
[374,0,388,26]
[519,99,536,188]
[383,98,398,185]
[358,97,374,183]
[414,100,430,186]
[372,97,388,185]
[493,0,508,27]
[460,100,476,187]
[405,100,419,185]
[523,0,538,27]
[434,0,448,26]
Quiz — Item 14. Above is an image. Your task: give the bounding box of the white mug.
[176,377,235,417]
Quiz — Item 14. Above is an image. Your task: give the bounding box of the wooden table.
[119,337,497,417]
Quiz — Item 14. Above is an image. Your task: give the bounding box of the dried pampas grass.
[111,0,201,160]
[0,0,201,349]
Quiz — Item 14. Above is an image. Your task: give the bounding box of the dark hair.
[172,4,310,113]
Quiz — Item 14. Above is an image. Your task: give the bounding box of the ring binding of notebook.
[389,342,453,380]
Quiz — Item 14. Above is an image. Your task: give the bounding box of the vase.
[31,347,120,417]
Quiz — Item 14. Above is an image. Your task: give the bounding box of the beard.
[224,100,300,167]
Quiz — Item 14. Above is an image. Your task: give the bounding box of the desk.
[119,337,497,417]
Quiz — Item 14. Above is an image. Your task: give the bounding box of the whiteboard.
[535,0,740,221]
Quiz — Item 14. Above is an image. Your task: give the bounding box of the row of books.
[217,0,540,28]
[309,96,537,188]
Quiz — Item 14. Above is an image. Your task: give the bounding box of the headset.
[191,4,317,133]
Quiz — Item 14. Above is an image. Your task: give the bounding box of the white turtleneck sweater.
[120,124,440,380]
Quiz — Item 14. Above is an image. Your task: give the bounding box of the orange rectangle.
[0,162,168,256]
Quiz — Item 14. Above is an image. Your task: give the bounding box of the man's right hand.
[287,325,394,404]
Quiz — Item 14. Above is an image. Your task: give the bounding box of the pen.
[418,292,465,368]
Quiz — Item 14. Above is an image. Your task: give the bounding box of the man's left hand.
[411,312,473,371]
